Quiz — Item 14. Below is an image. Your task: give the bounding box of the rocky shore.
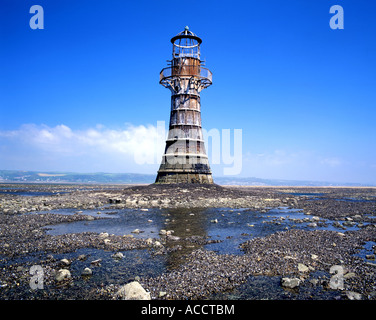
[0,183,375,300]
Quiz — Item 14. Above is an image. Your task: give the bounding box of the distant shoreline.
[1,182,376,189]
[0,170,374,187]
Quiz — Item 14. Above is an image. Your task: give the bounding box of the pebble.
[91,259,102,266]
[281,277,301,289]
[343,272,356,279]
[346,291,362,300]
[60,258,71,266]
[78,254,87,261]
[154,241,162,247]
[81,267,92,276]
[112,252,124,259]
[298,263,309,272]
[167,235,180,241]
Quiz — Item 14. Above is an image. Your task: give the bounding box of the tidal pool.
[17,206,369,299]
[43,206,366,257]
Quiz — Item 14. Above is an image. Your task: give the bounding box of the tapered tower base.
[155,172,213,184]
[155,155,213,184]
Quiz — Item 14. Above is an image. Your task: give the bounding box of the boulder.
[55,269,71,282]
[115,281,151,300]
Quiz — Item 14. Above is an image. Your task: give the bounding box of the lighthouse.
[155,27,213,184]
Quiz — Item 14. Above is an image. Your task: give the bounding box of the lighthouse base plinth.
[155,172,213,184]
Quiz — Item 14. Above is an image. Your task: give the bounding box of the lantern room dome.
[170,26,202,45]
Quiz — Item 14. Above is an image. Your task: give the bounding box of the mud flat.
[0,183,375,300]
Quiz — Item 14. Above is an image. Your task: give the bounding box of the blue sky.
[1,0,376,184]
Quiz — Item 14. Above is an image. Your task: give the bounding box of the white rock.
[81,267,92,276]
[60,258,71,266]
[346,291,362,300]
[167,235,180,241]
[99,232,109,238]
[298,263,309,272]
[343,272,356,280]
[55,269,71,282]
[112,252,124,259]
[281,277,301,289]
[154,241,162,247]
[115,281,151,300]
[90,259,102,266]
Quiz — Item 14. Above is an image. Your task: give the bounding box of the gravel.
[1,183,375,300]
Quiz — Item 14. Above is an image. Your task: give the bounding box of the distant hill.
[0,170,374,186]
[0,170,155,184]
[213,176,374,187]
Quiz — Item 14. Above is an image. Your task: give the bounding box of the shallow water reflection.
[43,206,368,267]
[7,205,374,300]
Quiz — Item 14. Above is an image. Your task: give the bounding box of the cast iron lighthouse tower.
[155,27,213,184]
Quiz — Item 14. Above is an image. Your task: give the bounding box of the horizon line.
[0,169,374,187]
